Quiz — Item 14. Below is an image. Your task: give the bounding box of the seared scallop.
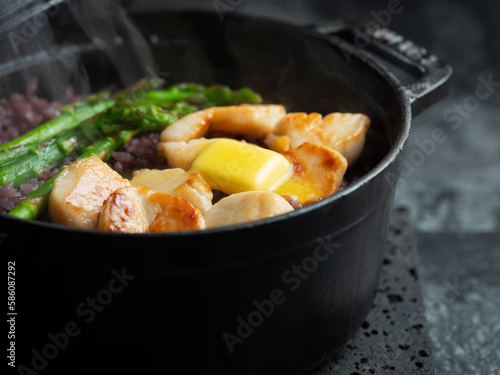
[160,109,213,142]
[130,168,213,214]
[99,184,205,233]
[204,191,294,228]
[266,112,370,165]
[274,142,347,206]
[98,186,149,233]
[159,138,216,170]
[145,191,205,232]
[49,156,130,229]
[160,104,286,143]
[208,104,286,137]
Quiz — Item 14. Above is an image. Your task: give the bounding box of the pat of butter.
[190,138,292,195]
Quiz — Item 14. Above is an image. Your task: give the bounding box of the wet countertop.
[148,0,500,373]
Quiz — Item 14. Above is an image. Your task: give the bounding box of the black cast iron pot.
[1,9,451,375]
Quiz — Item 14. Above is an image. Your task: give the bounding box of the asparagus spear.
[6,173,56,221]
[0,140,44,165]
[0,140,73,188]
[143,83,262,107]
[0,99,114,153]
[0,120,101,187]
[94,101,177,132]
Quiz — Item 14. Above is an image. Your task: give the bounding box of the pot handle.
[311,20,453,117]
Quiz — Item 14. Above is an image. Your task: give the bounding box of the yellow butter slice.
[190,138,291,195]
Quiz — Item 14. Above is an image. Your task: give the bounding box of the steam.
[0,0,156,98]
[67,0,156,86]
[0,0,65,35]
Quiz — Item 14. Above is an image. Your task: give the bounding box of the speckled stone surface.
[416,232,500,375]
[308,207,435,375]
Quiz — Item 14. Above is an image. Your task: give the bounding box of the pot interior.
[0,9,406,235]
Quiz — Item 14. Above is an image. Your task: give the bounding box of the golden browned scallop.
[130,168,213,214]
[49,156,130,229]
[145,191,205,232]
[98,186,149,233]
[266,112,370,165]
[274,142,348,206]
[160,109,213,142]
[208,104,286,137]
[204,191,294,229]
[160,104,286,143]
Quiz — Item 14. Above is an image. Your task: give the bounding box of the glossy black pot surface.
[1,9,451,375]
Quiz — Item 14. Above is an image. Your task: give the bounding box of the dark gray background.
[130,1,500,374]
